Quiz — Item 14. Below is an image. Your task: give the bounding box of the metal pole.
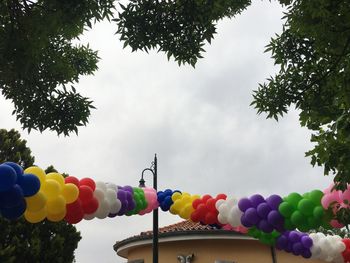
[153,154,158,263]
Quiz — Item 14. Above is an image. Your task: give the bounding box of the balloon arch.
[0,161,350,263]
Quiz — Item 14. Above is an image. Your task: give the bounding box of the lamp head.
[139,178,146,188]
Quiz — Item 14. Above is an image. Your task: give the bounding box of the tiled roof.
[140,220,217,236]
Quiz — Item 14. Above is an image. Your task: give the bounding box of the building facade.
[114,221,324,263]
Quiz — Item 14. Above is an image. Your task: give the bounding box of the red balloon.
[206,198,217,212]
[216,193,227,200]
[65,176,79,187]
[192,199,202,209]
[79,185,93,202]
[201,195,212,203]
[190,211,200,222]
[82,197,99,214]
[65,200,84,224]
[205,212,217,225]
[79,178,96,191]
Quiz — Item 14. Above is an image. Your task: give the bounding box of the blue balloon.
[1,199,26,220]
[3,162,24,183]
[0,164,17,192]
[157,191,165,202]
[19,173,40,197]
[0,185,24,208]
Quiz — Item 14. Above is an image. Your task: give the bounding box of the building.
[114,220,323,263]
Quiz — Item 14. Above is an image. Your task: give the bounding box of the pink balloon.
[330,219,344,228]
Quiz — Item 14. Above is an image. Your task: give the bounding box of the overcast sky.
[0,1,333,262]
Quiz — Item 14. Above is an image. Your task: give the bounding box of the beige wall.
[126,238,324,263]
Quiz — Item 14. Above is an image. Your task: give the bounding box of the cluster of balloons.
[139,187,158,215]
[4,162,350,262]
[278,190,327,232]
[276,231,313,258]
[191,194,226,225]
[169,192,199,219]
[157,189,179,211]
[309,233,346,262]
[238,194,284,233]
[0,162,40,220]
[216,197,242,227]
[321,184,350,228]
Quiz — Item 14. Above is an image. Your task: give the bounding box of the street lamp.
[139,154,158,263]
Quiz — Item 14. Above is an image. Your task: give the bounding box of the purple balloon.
[257,203,271,218]
[267,210,284,227]
[238,198,253,212]
[266,194,283,210]
[249,194,265,208]
[301,249,312,259]
[117,190,126,201]
[289,231,301,243]
[301,235,313,248]
[240,214,254,228]
[292,242,303,256]
[258,219,274,233]
[245,208,260,225]
[285,242,293,253]
[276,235,288,250]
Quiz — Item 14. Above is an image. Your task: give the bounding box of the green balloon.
[286,192,302,208]
[309,190,324,205]
[313,206,324,219]
[291,210,305,226]
[308,217,321,229]
[279,202,294,217]
[298,199,315,216]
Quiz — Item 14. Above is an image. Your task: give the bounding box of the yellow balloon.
[47,210,66,222]
[24,207,47,223]
[41,179,61,200]
[25,192,47,212]
[47,196,66,215]
[191,195,200,201]
[46,172,65,186]
[62,183,79,204]
[24,166,46,186]
[182,195,191,203]
[171,192,182,202]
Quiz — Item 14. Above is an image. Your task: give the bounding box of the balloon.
[0,184,24,208]
[1,199,26,219]
[79,185,93,202]
[298,199,315,216]
[65,176,80,187]
[46,172,65,186]
[46,196,66,215]
[286,193,302,208]
[266,194,283,210]
[24,166,46,186]
[24,207,46,223]
[82,197,99,214]
[249,194,265,208]
[25,192,46,212]
[238,198,253,212]
[19,174,40,197]
[0,164,17,192]
[245,207,259,225]
[278,202,294,217]
[79,178,96,191]
[62,183,79,204]
[257,203,271,218]
[3,162,23,183]
[41,179,61,200]
[47,210,66,222]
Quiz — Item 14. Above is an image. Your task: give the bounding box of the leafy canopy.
[2,0,350,187]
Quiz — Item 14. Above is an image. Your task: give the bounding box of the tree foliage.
[1,0,115,135]
[0,129,81,262]
[251,0,350,189]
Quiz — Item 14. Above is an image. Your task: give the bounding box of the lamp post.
[139,154,158,263]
